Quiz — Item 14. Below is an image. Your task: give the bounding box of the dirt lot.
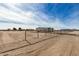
[0,31,79,56]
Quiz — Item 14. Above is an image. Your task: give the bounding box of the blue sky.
[0,3,79,29]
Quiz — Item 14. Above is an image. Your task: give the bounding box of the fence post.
[37,31,39,39]
[25,30,26,41]
[25,30,31,44]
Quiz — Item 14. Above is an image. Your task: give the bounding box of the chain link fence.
[0,30,57,55]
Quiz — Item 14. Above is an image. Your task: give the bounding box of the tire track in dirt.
[37,35,78,56]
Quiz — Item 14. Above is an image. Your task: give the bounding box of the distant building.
[26,29,35,31]
[36,27,54,32]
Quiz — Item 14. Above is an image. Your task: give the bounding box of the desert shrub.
[13,27,17,30]
[18,27,22,31]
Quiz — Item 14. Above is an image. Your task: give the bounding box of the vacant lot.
[0,31,79,56]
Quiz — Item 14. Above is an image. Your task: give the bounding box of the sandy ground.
[0,31,79,56]
[38,35,79,56]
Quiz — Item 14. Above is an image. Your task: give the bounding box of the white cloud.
[0,3,68,30]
